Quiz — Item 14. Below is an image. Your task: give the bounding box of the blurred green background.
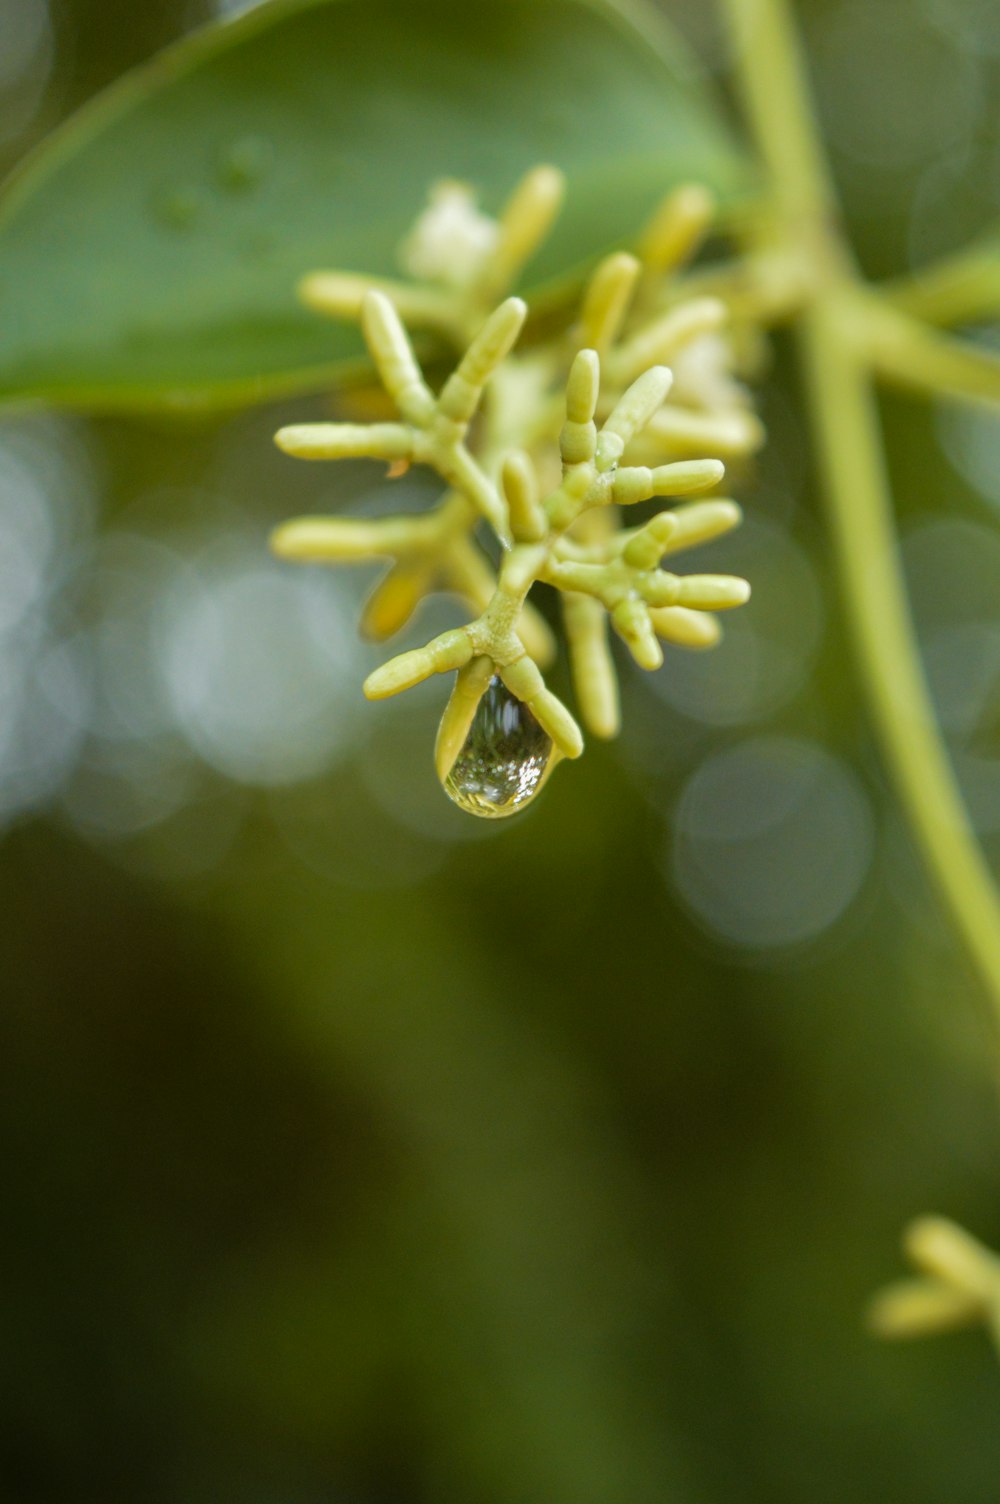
[2,0,1000,1499]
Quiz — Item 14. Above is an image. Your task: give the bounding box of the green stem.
[884,245,1000,328]
[799,296,1000,997]
[861,298,1000,409]
[721,0,835,228]
[722,0,1000,1010]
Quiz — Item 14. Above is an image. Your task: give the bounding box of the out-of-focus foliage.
[1,0,1000,1502]
[0,0,751,407]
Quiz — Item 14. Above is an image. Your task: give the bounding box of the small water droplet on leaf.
[218,135,273,192]
[154,185,203,230]
[443,676,555,818]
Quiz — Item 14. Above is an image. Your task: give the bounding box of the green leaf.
[0,0,754,411]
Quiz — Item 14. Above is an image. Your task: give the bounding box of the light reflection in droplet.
[668,736,875,950]
[443,676,555,819]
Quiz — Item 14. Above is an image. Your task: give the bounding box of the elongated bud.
[299,271,373,319]
[527,688,584,759]
[502,451,546,542]
[597,365,672,469]
[609,458,722,507]
[622,511,679,568]
[905,1217,1000,1300]
[611,598,662,670]
[361,291,435,423]
[435,654,494,780]
[563,591,620,739]
[271,516,400,560]
[674,574,751,609]
[868,1278,986,1340]
[659,498,741,554]
[609,297,727,385]
[649,605,722,649]
[476,165,566,300]
[301,271,457,333]
[274,422,414,461]
[497,656,583,758]
[560,349,600,464]
[643,405,765,459]
[653,458,726,495]
[565,348,600,423]
[637,183,715,284]
[579,252,640,354]
[438,297,527,423]
[363,628,472,699]
[360,562,433,640]
[461,298,529,385]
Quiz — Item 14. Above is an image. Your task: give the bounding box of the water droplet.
[443,676,555,819]
[218,134,273,192]
[154,185,203,231]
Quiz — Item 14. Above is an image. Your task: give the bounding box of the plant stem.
[799,296,1000,998]
[722,0,1000,1009]
[884,246,1000,328]
[721,0,834,228]
[861,298,1000,409]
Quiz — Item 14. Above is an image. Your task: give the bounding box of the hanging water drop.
[443,676,555,818]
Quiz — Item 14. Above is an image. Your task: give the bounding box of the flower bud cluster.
[271,166,760,812]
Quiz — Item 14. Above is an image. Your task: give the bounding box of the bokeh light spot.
[668,736,875,950]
